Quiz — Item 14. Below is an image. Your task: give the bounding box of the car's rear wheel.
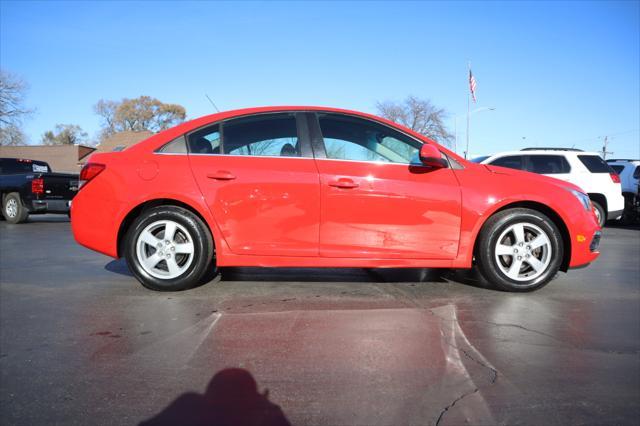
[2,193,29,224]
[125,206,215,291]
[476,208,563,292]
[591,200,606,227]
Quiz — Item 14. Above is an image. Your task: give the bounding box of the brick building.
[0,131,153,173]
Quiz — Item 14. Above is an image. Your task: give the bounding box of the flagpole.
[465,61,470,159]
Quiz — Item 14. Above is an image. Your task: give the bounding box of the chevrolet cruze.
[72,106,601,292]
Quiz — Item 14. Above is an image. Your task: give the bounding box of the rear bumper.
[30,199,71,213]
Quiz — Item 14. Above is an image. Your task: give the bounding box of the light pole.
[464,107,496,159]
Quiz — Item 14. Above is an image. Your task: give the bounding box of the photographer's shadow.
[140,368,290,426]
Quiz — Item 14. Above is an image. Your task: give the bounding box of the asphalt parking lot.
[0,216,639,426]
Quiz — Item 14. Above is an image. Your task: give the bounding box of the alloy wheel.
[494,222,552,282]
[136,220,195,279]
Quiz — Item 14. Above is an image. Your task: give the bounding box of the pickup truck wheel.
[124,206,214,291]
[2,193,28,224]
[476,208,563,292]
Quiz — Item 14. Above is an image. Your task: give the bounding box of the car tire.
[591,200,606,227]
[124,205,215,291]
[2,192,29,224]
[475,208,563,292]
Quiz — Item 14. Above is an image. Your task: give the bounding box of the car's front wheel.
[125,206,215,291]
[475,208,563,292]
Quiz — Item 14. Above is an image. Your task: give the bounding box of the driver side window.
[318,114,420,164]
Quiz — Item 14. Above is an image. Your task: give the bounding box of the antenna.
[205,94,220,113]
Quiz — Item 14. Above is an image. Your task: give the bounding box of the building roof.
[0,144,95,173]
[95,131,153,153]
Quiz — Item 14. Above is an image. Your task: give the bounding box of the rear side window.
[578,155,613,173]
[157,136,188,153]
[610,165,625,175]
[188,125,221,154]
[633,166,640,179]
[223,114,300,157]
[527,155,571,174]
[490,155,524,170]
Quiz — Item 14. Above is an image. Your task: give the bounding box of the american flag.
[469,70,477,103]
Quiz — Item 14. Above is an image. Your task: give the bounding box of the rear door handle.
[328,178,359,189]
[207,171,236,181]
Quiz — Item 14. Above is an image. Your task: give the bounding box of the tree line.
[0,69,452,147]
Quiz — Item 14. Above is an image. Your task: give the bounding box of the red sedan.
[72,106,600,292]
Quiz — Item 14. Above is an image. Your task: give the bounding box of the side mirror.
[419,144,448,169]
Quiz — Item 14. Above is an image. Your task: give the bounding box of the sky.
[1,0,638,158]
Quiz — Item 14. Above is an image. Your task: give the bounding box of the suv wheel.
[125,206,215,291]
[2,193,29,224]
[591,200,606,227]
[476,208,563,292]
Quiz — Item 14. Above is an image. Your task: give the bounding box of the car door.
[309,112,462,259]
[187,112,320,257]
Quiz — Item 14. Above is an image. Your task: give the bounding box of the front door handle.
[328,178,359,189]
[207,170,236,181]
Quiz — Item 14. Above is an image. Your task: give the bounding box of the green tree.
[376,95,453,147]
[41,124,88,145]
[94,96,186,140]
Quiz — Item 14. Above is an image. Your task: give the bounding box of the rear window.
[634,166,640,179]
[0,159,51,174]
[527,155,571,174]
[490,155,524,170]
[578,155,613,173]
[610,165,625,174]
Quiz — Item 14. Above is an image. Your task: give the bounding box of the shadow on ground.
[140,368,290,426]
[104,258,492,289]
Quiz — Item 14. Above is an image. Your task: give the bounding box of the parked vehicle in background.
[607,159,640,223]
[71,106,601,293]
[0,158,79,224]
[479,148,624,227]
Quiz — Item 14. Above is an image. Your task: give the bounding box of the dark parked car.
[0,158,79,223]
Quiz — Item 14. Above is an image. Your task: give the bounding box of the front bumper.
[607,208,623,221]
[567,207,601,269]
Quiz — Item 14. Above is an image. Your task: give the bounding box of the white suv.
[477,148,624,226]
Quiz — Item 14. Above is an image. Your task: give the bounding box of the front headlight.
[568,189,592,211]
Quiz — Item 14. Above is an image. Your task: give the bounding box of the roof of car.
[520,147,583,152]
[484,149,601,159]
[606,159,640,163]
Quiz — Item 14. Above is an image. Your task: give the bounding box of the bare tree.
[41,124,88,146]
[94,96,186,141]
[376,95,453,146]
[0,70,33,146]
[0,125,26,146]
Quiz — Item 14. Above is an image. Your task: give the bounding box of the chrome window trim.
[153,152,315,160]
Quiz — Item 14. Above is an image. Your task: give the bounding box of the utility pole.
[601,136,613,159]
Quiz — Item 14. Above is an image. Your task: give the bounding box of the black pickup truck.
[0,158,79,224]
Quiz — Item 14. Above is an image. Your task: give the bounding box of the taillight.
[79,163,106,189]
[610,173,621,183]
[31,178,44,195]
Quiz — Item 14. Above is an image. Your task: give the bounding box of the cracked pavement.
[1,216,639,425]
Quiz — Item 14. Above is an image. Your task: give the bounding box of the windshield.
[471,156,490,163]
